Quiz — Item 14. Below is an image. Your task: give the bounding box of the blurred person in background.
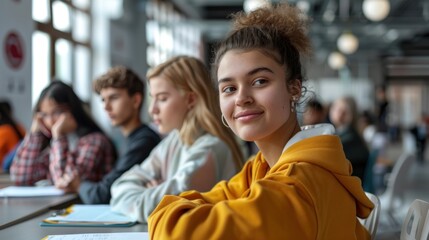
[410,113,428,163]
[59,66,162,204]
[10,80,117,189]
[330,96,369,181]
[302,98,326,126]
[0,100,25,172]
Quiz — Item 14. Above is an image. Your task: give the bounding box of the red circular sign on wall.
[3,31,25,70]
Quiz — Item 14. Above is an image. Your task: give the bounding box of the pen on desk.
[51,209,67,217]
[51,206,72,216]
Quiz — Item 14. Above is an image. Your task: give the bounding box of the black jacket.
[78,124,161,204]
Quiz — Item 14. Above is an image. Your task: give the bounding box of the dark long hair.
[0,100,23,140]
[35,80,103,137]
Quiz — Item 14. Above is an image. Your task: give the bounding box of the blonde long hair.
[147,56,244,169]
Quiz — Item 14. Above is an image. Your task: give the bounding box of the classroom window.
[32,0,50,23]
[73,10,90,42]
[145,0,202,68]
[32,0,92,106]
[32,31,51,106]
[75,45,91,101]
[52,1,71,32]
[55,39,72,84]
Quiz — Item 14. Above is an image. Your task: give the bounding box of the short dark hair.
[306,99,324,112]
[0,100,12,117]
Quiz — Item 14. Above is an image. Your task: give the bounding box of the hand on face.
[31,114,52,137]
[51,111,78,139]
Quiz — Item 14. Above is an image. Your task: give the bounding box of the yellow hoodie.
[149,127,374,240]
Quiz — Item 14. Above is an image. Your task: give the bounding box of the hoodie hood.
[272,124,374,218]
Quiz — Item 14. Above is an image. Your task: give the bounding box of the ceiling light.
[363,0,390,21]
[328,52,346,70]
[337,32,359,54]
[243,0,270,13]
[296,1,310,13]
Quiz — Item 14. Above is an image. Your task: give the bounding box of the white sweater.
[110,129,238,223]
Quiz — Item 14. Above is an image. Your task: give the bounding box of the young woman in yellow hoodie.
[149,3,374,239]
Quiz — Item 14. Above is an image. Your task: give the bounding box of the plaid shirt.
[11,131,114,186]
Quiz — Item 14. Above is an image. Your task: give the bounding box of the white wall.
[0,1,34,129]
[306,77,373,111]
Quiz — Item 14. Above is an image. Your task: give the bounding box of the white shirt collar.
[282,123,336,152]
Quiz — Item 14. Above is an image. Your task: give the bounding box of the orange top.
[0,124,25,165]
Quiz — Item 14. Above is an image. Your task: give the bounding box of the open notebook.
[42,232,149,240]
[41,205,137,227]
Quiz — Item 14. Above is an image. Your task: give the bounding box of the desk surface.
[0,172,12,188]
[0,211,148,240]
[0,194,78,230]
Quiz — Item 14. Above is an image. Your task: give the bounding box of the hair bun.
[232,4,312,56]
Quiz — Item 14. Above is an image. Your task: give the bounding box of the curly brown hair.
[93,66,144,98]
[213,4,312,90]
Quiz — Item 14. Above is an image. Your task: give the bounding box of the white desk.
[0,194,78,230]
[0,210,148,240]
[0,172,12,188]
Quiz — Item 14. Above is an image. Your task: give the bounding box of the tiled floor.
[374,139,429,239]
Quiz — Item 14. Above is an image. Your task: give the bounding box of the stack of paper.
[41,205,137,227]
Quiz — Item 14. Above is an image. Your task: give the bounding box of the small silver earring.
[221,115,229,128]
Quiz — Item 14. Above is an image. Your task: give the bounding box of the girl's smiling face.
[217,49,299,143]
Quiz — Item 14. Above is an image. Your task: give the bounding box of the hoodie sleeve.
[148,172,318,240]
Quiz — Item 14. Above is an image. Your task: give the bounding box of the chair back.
[383,153,415,211]
[359,192,381,240]
[400,199,429,240]
[421,211,429,240]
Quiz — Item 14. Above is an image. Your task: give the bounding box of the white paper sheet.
[0,186,64,197]
[44,205,135,224]
[43,232,149,240]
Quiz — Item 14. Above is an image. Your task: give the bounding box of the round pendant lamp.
[363,0,390,21]
[337,32,359,55]
[243,0,270,13]
[328,51,346,70]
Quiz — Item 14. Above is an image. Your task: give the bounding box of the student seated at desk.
[60,66,161,204]
[148,4,374,239]
[10,81,117,189]
[110,56,244,223]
